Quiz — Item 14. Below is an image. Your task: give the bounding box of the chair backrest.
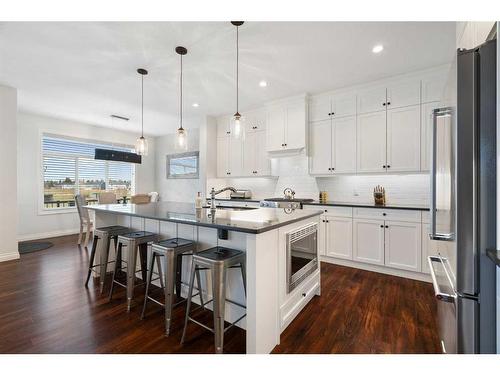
[74,194,90,222]
[98,192,116,204]
[131,194,151,204]
[148,191,159,202]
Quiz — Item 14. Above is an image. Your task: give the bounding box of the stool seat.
[194,246,244,262]
[156,238,194,249]
[95,225,131,236]
[119,230,157,240]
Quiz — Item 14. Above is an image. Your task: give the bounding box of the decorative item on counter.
[373,185,386,206]
[319,191,328,203]
[195,192,203,209]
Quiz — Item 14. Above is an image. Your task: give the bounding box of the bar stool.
[141,238,205,336]
[84,225,132,293]
[108,231,159,311]
[181,246,246,354]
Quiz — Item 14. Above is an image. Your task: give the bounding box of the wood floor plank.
[0,234,440,354]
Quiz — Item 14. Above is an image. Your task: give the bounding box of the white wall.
[154,127,203,203]
[17,112,156,240]
[208,151,429,205]
[0,85,19,261]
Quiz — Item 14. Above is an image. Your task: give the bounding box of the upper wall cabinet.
[245,109,267,133]
[309,93,356,122]
[357,86,387,114]
[216,115,232,138]
[386,79,421,109]
[421,72,447,104]
[266,97,307,153]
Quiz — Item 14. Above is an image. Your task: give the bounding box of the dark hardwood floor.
[0,235,440,354]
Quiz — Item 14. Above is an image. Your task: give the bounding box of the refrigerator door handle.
[429,107,455,241]
[428,255,456,303]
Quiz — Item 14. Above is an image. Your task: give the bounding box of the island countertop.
[86,202,322,234]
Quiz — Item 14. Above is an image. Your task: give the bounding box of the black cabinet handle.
[284,143,287,147]
[383,165,386,168]
[332,167,335,171]
[380,225,384,228]
[385,225,389,228]
[382,213,386,216]
[382,103,386,106]
[324,209,328,212]
[322,220,325,223]
[387,165,391,168]
[328,112,331,116]
[387,102,391,105]
[332,112,335,115]
[302,293,306,297]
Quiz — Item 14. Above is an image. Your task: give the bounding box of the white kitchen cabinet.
[357,111,387,173]
[325,216,353,260]
[384,221,422,272]
[386,79,421,109]
[353,219,385,265]
[421,101,439,171]
[267,99,307,152]
[333,93,357,118]
[244,131,271,176]
[309,120,331,174]
[386,104,421,172]
[309,96,331,123]
[217,136,243,177]
[245,109,267,133]
[217,137,229,176]
[357,86,387,114]
[421,74,446,104]
[333,116,356,173]
[217,115,232,138]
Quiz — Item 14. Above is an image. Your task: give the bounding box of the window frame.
[39,132,136,215]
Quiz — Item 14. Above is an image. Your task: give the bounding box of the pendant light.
[135,68,149,156]
[176,46,188,150]
[230,21,245,139]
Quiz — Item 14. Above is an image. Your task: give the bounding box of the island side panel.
[245,229,280,354]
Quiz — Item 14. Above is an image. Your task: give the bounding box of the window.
[42,135,135,209]
[166,151,199,179]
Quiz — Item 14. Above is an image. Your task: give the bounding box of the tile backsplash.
[207,154,429,206]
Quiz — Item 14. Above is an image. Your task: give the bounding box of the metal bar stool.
[85,225,132,293]
[108,231,159,311]
[181,246,246,354]
[141,238,205,336]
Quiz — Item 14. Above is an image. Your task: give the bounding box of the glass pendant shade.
[176,127,187,150]
[231,113,246,140]
[135,135,148,156]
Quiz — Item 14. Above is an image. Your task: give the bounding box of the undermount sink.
[203,205,258,211]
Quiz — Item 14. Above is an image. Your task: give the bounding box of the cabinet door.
[253,109,267,133]
[285,102,306,150]
[384,221,421,272]
[309,96,331,123]
[243,131,257,175]
[332,93,357,118]
[386,79,421,109]
[266,105,286,152]
[217,116,231,138]
[353,219,385,265]
[357,111,387,173]
[244,111,256,134]
[421,101,439,171]
[228,137,243,177]
[333,116,356,173]
[216,137,229,177]
[309,120,332,174]
[386,105,420,172]
[421,73,446,104]
[255,131,271,176]
[325,216,353,260]
[357,86,387,114]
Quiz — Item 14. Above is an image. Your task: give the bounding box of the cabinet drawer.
[304,205,352,217]
[353,208,421,222]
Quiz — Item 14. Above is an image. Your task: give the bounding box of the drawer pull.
[302,293,306,297]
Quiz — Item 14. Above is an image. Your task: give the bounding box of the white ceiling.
[0,22,456,136]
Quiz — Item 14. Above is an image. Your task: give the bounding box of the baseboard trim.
[0,251,20,262]
[320,256,432,283]
[18,228,80,242]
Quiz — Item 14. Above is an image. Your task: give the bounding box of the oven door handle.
[428,255,456,303]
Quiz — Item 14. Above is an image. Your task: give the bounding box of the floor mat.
[18,241,54,254]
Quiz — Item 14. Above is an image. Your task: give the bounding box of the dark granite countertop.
[86,202,321,234]
[486,249,500,267]
[302,201,430,211]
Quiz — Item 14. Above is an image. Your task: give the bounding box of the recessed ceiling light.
[192,103,199,108]
[372,45,384,54]
[259,80,268,87]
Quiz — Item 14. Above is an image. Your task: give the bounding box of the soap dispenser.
[195,192,203,209]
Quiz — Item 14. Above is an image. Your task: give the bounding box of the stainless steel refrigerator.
[428,36,497,354]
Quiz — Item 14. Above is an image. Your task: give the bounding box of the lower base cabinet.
[352,219,385,265]
[324,216,353,260]
[384,220,421,272]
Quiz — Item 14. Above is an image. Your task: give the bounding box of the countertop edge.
[87,206,322,234]
[302,202,430,211]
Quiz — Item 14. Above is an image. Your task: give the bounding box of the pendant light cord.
[141,73,144,137]
[236,24,239,113]
[180,53,183,130]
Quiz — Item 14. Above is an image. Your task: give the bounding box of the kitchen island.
[86,202,322,354]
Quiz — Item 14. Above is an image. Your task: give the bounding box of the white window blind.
[42,135,135,209]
